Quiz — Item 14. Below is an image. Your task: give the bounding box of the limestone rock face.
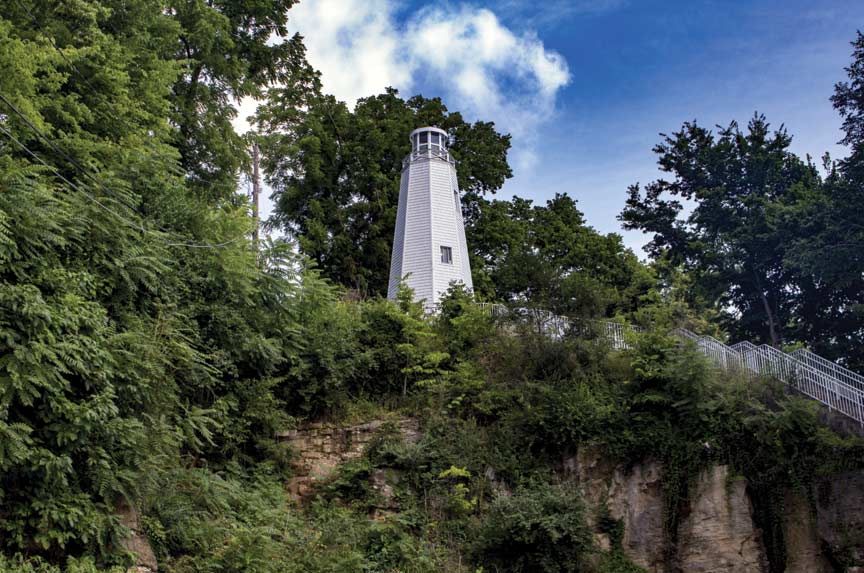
[572,454,777,572]
[784,490,832,573]
[116,502,158,572]
[571,449,666,572]
[814,469,864,569]
[278,418,420,499]
[281,425,864,573]
[370,468,397,503]
[677,465,767,573]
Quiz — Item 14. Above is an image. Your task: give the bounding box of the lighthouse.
[387,126,473,308]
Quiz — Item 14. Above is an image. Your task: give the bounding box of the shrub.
[472,481,592,573]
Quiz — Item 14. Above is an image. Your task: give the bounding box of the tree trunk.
[752,270,781,347]
[759,290,781,347]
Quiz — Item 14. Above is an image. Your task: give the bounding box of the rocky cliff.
[275,419,864,573]
[279,418,420,499]
[572,447,864,572]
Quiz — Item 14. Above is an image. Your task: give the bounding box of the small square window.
[440,246,453,264]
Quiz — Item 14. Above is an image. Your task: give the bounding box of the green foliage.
[628,257,721,334]
[592,552,647,573]
[435,283,498,358]
[3,3,864,572]
[168,0,308,200]
[621,35,864,369]
[356,288,444,400]
[437,466,477,517]
[0,555,122,573]
[620,114,819,348]
[832,31,864,178]
[596,503,625,549]
[141,463,448,572]
[523,379,623,455]
[0,163,155,555]
[472,481,593,573]
[280,273,363,416]
[0,0,318,560]
[469,194,654,317]
[323,457,376,507]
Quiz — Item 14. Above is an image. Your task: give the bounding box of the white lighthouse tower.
[387,126,473,308]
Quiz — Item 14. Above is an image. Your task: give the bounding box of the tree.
[473,482,592,573]
[0,0,308,555]
[833,31,864,181]
[469,193,653,318]
[619,34,864,368]
[776,32,864,368]
[620,115,821,347]
[255,87,512,296]
[168,0,308,202]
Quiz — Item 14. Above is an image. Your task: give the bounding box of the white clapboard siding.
[452,167,473,293]
[388,127,473,308]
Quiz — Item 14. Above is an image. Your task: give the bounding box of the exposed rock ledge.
[116,501,159,573]
[676,465,767,572]
[571,447,864,572]
[278,418,420,499]
[281,419,864,571]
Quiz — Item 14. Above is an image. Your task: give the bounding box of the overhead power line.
[0,91,140,214]
[0,94,247,249]
[0,122,160,239]
[13,0,186,177]
[6,1,255,249]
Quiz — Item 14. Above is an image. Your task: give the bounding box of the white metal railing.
[402,146,455,170]
[474,302,864,425]
[673,329,864,425]
[790,348,864,393]
[475,303,639,348]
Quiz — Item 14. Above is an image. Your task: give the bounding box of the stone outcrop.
[814,470,864,570]
[116,501,158,573]
[571,448,864,573]
[676,466,767,572]
[569,449,666,571]
[278,418,420,499]
[284,423,864,572]
[783,490,832,573]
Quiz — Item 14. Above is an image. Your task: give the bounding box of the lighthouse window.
[431,133,439,145]
[419,132,428,144]
[440,246,453,264]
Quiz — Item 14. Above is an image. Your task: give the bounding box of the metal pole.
[251,142,261,246]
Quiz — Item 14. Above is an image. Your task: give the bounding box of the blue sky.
[245,0,864,254]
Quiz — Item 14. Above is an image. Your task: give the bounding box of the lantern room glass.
[413,129,447,153]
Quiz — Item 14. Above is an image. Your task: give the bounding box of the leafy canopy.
[255,86,513,296]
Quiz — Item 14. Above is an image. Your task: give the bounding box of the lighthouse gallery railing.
[475,302,864,425]
[402,145,456,170]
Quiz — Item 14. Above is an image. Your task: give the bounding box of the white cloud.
[288,0,408,106]
[284,0,571,173]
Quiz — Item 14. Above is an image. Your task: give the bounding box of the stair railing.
[474,302,864,425]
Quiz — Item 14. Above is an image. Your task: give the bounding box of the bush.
[0,556,122,573]
[472,481,593,573]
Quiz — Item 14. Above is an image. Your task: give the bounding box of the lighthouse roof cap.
[409,126,448,140]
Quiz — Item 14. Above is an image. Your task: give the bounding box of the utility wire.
[7,1,253,249]
[0,92,141,214]
[14,0,186,178]
[0,122,248,249]
[0,122,161,239]
[0,105,247,249]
